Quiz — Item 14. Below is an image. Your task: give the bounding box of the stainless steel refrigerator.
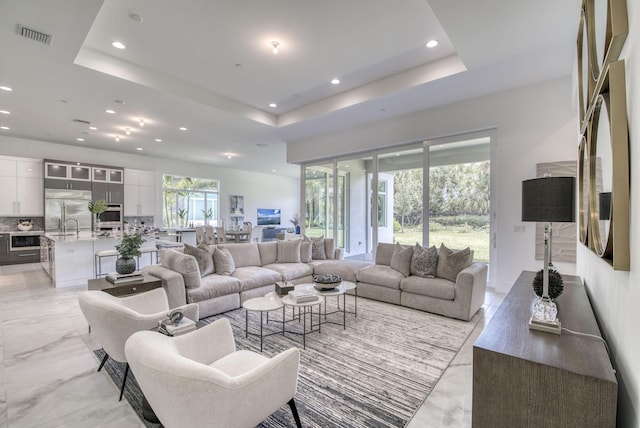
[44,189,93,232]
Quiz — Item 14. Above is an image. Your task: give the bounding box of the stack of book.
[105,271,143,284]
[288,289,318,303]
[158,317,197,336]
[276,281,294,296]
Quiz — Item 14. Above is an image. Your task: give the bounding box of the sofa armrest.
[143,265,188,308]
[455,262,488,319]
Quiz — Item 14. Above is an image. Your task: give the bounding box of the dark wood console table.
[472,271,617,427]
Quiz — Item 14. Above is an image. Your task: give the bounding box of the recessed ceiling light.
[269,103,277,108]
[105,109,116,114]
[114,99,125,104]
[154,138,162,142]
[76,138,85,142]
[331,78,340,85]
[128,13,143,23]
[227,154,232,159]
[111,41,126,50]
[139,118,145,127]
[115,135,120,141]
[0,110,9,114]
[89,126,97,130]
[0,126,9,130]
[0,86,12,92]
[271,41,280,54]
[125,128,131,135]
[272,169,276,173]
[179,127,188,131]
[426,40,439,48]
[136,147,143,151]
[256,143,268,147]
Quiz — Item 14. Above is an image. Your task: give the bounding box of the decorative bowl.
[17,223,33,231]
[313,273,342,290]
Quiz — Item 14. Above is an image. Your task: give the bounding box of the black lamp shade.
[522,177,576,222]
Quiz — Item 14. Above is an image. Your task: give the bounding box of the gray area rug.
[95,297,479,427]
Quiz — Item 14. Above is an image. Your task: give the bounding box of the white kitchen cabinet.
[124,169,156,216]
[0,157,43,216]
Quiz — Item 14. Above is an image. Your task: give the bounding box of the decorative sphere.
[532,268,564,299]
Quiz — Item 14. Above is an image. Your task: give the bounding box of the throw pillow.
[300,241,312,263]
[183,244,215,277]
[213,247,236,276]
[324,238,336,259]
[410,244,438,278]
[390,243,414,277]
[197,243,217,274]
[436,243,473,282]
[310,236,326,260]
[277,239,302,263]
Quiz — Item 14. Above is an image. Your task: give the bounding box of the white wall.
[0,136,300,229]
[576,2,639,425]
[288,76,578,293]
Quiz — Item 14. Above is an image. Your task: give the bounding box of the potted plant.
[202,207,213,225]
[88,199,107,233]
[290,213,301,234]
[114,232,144,274]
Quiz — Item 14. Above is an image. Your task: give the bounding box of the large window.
[162,175,219,228]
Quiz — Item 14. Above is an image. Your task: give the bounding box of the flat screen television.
[257,208,281,226]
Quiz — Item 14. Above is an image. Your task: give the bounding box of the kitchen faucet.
[64,217,80,236]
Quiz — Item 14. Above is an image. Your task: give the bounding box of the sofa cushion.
[375,242,396,266]
[436,244,473,282]
[160,249,201,289]
[390,243,413,277]
[356,265,404,289]
[410,244,438,278]
[257,241,278,266]
[264,262,313,281]
[312,260,373,282]
[219,243,261,267]
[324,238,336,260]
[310,236,326,260]
[300,241,312,263]
[231,266,281,291]
[214,247,236,276]
[277,239,301,263]
[186,275,242,303]
[183,244,215,277]
[400,276,455,300]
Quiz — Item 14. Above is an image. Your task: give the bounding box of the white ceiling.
[0,0,580,177]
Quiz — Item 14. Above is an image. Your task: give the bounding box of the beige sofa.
[144,239,346,318]
[356,243,487,321]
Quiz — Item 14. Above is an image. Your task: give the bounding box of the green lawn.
[393,226,489,263]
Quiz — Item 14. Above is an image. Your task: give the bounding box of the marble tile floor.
[0,262,504,428]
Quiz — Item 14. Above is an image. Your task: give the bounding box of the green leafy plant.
[88,199,107,214]
[289,213,300,227]
[177,208,188,226]
[202,208,213,222]
[115,233,144,260]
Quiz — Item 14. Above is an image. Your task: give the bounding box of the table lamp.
[521,176,575,334]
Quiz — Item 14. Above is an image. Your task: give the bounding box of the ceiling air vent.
[16,24,52,45]
[72,119,91,125]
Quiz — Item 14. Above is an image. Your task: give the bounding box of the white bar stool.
[95,249,119,278]
[137,247,159,269]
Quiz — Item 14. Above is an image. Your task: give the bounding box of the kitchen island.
[41,231,159,288]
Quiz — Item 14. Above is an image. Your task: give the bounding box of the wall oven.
[10,232,41,251]
[97,203,124,229]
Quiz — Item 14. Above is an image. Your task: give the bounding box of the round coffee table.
[281,294,322,349]
[243,293,284,352]
[296,281,357,329]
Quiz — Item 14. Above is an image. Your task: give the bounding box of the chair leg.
[288,398,302,428]
[97,352,109,372]
[119,363,129,401]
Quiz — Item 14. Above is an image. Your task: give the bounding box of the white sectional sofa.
[144,239,487,321]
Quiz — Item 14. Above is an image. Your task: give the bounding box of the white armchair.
[79,287,199,401]
[125,318,302,428]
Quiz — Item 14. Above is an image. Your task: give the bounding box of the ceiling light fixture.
[139,118,145,127]
[0,126,9,130]
[271,41,280,54]
[227,154,232,159]
[269,103,277,108]
[76,138,85,142]
[115,135,120,142]
[0,110,9,114]
[136,147,143,151]
[125,128,131,135]
[154,138,162,142]
[179,126,187,131]
[331,78,340,85]
[426,40,439,48]
[111,41,126,49]
[0,86,12,92]
[89,126,97,130]
[105,109,116,114]
[128,13,143,23]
